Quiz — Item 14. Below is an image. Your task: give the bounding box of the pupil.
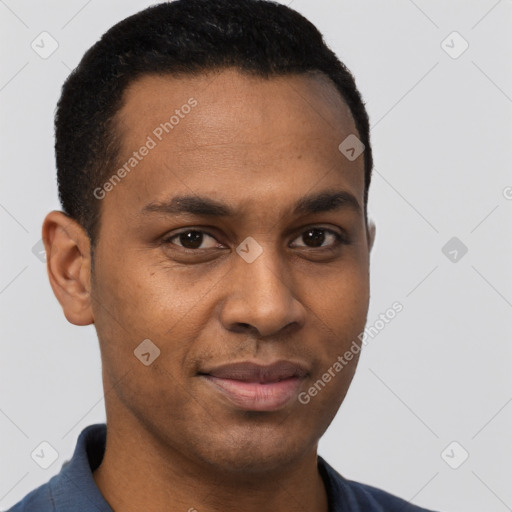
[304,229,325,247]
[180,231,203,249]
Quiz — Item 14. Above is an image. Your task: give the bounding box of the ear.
[42,210,94,326]
[367,217,376,252]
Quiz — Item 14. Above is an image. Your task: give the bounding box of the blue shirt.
[8,423,437,511]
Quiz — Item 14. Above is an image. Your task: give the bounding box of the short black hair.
[55,0,373,250]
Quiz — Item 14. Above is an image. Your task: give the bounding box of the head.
[44,0,376,475]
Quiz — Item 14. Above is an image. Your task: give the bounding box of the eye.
[163,230,222,250]
[290,227,345,249]
[162,226,347,253]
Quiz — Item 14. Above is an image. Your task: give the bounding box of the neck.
[92,413,329,512]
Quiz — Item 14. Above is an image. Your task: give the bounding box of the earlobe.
[367,218,376,252]
[42,210,94,326]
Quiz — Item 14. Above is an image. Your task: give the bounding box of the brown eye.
[302,229,326,247]
[164,230,220,250]
[291,228,344,249]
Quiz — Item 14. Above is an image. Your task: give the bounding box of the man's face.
[90,69,372,472]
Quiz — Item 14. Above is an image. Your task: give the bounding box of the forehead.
[104,69,364,220]
[116,69,357,151]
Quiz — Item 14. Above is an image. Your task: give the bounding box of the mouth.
[198,360,309,412]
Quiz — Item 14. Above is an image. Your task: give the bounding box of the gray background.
[1,1,511,511]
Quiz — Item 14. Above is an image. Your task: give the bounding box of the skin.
[43,69,376,512]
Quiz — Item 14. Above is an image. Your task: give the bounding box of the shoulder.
[343,479,437,512]
[7,423,107,512]
[318,456,439,512]
[6,479,55,512]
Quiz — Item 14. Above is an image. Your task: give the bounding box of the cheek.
[297,351,361,439]
[302,281,366,417]
[93,248,209,333]
[300,264,369,403]
[90,252,223,384]
[307,265,369,333]
[90,263,207,419]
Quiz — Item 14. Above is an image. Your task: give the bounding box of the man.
[9,0,437,510]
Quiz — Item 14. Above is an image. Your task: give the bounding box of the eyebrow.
[140,189,362,218]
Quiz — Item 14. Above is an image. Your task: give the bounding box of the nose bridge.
[243,249,288,300]
[220,243,304,336]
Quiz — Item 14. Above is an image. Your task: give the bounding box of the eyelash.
[161,227,349,253]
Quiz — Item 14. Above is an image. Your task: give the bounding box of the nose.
[219,246,306,338]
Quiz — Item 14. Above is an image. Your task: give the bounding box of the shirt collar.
[50,423,112,512]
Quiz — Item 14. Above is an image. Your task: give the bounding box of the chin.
[191,423,314,475]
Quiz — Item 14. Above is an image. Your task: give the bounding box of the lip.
[199,360,308,412]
